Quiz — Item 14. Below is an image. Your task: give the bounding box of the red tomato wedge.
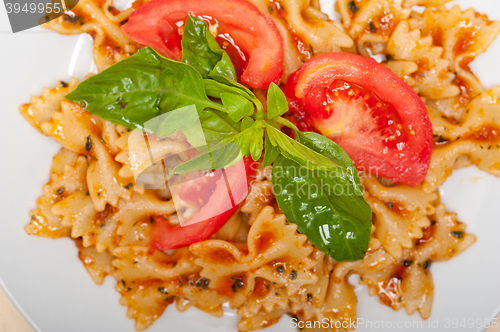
[121,0,283,89]
[284,53,433,186]
[150,157,257,250]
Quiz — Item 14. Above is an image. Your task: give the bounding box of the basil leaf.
[249,126,264,161]
[210,52,237,80]
[209,75,264,112]
[233,129,254,158]
[220,93,254,122]
[195,109,241,144]
[181,15,236,80]
[154,105,199,138]
[267,82,289,120]
[173,142,242,174]
[297,132,362,191]
[272,154,372,261]
[275,116,300,137]
[204,79,253,101]
[66,47,224,131]
[263,132,279,167]
[241,117,255,131]
[222,121,261,158]
[264,123,339,169]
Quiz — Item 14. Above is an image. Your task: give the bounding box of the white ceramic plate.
[1,1,500,331]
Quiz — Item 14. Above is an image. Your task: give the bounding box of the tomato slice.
[150,157,257,250]
[284,52,433,186]
[121,0,283,89]
[177,169,221,205]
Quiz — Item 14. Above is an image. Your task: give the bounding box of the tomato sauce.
[254,229,279,255]
[416,224,435,246]
[269,0,313,60]
[204,249,237,265]
[464,123,500,143]
[253,278,271,299]
[453,25,477,56]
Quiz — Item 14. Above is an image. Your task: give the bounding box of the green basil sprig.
[65,15,372,262]
[66,46,226,131]
[273,131,371,261]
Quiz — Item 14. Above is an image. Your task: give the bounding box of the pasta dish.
[18,0,500,331]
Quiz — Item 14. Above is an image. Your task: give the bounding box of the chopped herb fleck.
[402,259,414,267]
[126,287,132,292]
[423,260,432,270]
[369,22,376,33]
[125,183,133,190]
[348,0,358,13]
[275,292,279,296]
[158,287,168,294]
[85,135,92,152]
[150,217,154,224]
[60,81,68,88]
[31,215,37,220]
[196,277,209,290]
[56,187,65,195]
[121,280,126,286]
[386,201,394,209]
[172,262,177,268]
[307,293,313,302]
[276,265,285,274]
[99,223,106,229]
[290,270,298,280]
[451,231,464,239]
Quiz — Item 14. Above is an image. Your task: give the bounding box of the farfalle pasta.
[19,0,500,331]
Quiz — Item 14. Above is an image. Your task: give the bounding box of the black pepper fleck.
[231,277,244,292]
[85,135,92,152]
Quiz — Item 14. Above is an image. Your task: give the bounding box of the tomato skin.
[121,0,283,89]
[150,157,257,250]
[284,52,433,186]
